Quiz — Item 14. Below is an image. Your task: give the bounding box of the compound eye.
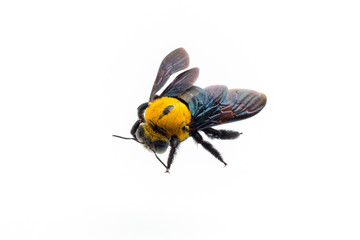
[154,140,169,154]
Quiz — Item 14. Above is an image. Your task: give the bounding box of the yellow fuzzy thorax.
[144,97,191,141]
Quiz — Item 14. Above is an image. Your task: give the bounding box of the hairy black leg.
[112,103,148,143]
[202,128,242,140]
[191,131,227,166]
[130,120,140,138]
[137,102,148,122]
[166,136,180,173]
[130,102,148,139]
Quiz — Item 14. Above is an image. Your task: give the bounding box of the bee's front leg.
[165,136,180,173]
[137,102,149,122]
[130,120,140,139]
[131,102,149,139]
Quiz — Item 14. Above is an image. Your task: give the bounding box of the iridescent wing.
[149,48,190,101]
[188,85,267,130]
[177,86,202,104]
[160,67,199,98]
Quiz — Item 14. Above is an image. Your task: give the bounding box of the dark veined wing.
[149,48,190,101]
[177,86,202,104]
[160,68,199,98]
[188,85,228,130]
[188,85,267,130]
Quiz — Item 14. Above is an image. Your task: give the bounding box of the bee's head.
[135,123,169,154]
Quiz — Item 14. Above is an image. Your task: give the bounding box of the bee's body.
[144,97,191,142]
[114,48,267,172]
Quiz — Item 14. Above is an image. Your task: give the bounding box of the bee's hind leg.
[190,131,227,167]
[202,128,242,140]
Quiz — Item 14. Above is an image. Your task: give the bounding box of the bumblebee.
[114,48,267,172]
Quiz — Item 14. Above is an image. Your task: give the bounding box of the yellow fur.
[144,97,191,141]
[141,124,169,142]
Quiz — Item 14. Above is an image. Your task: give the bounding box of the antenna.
[112,135,142,143]
[112,135,168,170]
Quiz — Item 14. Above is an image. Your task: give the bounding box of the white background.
[1,0,359,239]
